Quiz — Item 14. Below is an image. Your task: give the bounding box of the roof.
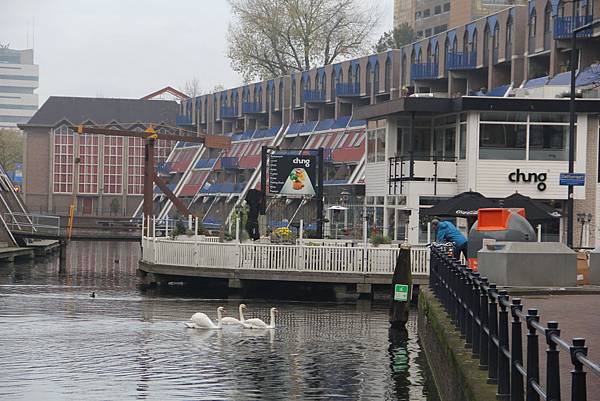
[19,96,178,128]
[141,86,189,101]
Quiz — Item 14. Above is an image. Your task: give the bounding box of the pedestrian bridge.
[140,236,430,286]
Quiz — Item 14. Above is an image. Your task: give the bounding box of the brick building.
[19,97,179,216]
[160,1,600,246]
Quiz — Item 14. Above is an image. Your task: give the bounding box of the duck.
[242,307,277,329]
[184,306,225,329]
[221,303,246,325]
[90,292,96,298]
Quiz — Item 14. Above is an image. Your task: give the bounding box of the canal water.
[0,242,439,401]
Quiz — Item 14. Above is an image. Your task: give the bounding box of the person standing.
[431,219,468,260]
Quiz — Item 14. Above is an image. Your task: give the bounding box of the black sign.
[268,154,317,196]
[508,169,547,191]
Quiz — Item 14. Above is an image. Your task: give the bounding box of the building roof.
[19,96,178,129]
[141,86,189,101]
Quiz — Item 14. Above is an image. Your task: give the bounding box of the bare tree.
[227,0,381,81]
[181,77,202,98]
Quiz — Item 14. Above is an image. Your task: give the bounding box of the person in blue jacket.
[431,219,468,260]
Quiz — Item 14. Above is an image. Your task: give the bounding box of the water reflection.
[0,242,438,400]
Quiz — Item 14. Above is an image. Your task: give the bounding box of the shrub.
[371,234,391,247]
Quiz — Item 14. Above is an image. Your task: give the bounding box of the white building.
[357,95,600,248]
[0,47,39,128]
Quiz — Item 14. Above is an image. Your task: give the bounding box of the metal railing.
[220,106,237,118]
[3,212,60,236]
[242,102,263,114]
[303,90,326,102]
[142,236,431,276]
[554,15,593,39]
[429,244,600,401]
[336,82,361,97]
[446,51,477,70]
[176,114,193,126]
[411,62,439,80]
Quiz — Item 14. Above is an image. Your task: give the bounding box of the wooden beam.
[152,171,194,218]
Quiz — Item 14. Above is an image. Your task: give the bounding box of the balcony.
[242,102,264,114]
[303,90,326,102]
[554,15,593,39]
[411,63,439,80]
[176,114,193,126]
[445,51,477,70]
[220,106,237,119]
[336,82,361,97]
[220,157,240,170]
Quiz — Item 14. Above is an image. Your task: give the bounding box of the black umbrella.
[423,191,499,218]
[500,192,560,220]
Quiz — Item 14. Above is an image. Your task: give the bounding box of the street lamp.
[566,16,600,248]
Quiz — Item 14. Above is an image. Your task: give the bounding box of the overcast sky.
[2,0,394,104]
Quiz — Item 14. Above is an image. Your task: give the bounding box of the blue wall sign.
[559,173,585,186]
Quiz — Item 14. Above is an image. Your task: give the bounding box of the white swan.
[243,307,277,329]
[184,306,225,329]
[221,303,246,325]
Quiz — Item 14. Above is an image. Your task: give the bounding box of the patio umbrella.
[423,191,499,218]
[500,192,560,220]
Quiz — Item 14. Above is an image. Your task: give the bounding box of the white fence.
[142,237,430,276]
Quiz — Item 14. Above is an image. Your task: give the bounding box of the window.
[529,9,537,38]
[443,2,450,12]
[479,124,526,160]
[479,113,572,160]
[416,30,423,38]
[53,126,74,194]
[434,25,447,34]
[529,125,569,160]
[544,2,552,33]
[416,11,422,20]
[78,134,99,194]
[425,28,432,37]
[367,119,386,162]
[434,5,441,14]
[127,135,144,195]
[423,9,430,17]
[103,135,123,194]
[459,124,467,159]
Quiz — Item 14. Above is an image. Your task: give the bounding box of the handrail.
[429,244,600,401]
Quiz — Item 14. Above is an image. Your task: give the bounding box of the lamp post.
[566,17,600,248]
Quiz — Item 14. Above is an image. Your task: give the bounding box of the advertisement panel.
[268,154,317,197]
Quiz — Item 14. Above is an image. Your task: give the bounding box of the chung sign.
[268,154,317,196]
[508,169,547,191]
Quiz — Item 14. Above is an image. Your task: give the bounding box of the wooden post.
[143,138,154,220]
[390,244,413,329]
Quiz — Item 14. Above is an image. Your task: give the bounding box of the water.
[0,242,439,401]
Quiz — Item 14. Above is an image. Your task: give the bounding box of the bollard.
[487,283,498,383]
[570,338,588,401]
[389,245,412,329]
[510,298,524,401]
[526,308,540,401]
[545,321,561,401]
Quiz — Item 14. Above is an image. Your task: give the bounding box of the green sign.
[394,284,410,302]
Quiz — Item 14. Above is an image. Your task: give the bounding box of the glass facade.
[53,126,74,194]
[103,136,123,194]
[479,112,571,161]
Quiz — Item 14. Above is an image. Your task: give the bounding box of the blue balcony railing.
[445,51,477,70]
[242,102,263,113]
[220,106,237,118]
[176,114,193,126]
[336,82,361,97]
[303,90,326,102]
[220,157,240,169]
[554,15,593,39]
[411,62,439,80]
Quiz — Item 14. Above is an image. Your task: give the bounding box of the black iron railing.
[429,244,600,401]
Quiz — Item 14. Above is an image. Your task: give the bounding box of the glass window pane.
[529,125,569,160]
[459,125,467,159]
[480,112,527,122]
[367,130,376,162]
[479,123,526,160]
[376,128,386,162]
[529,113,569,123]
[444,127,456,159]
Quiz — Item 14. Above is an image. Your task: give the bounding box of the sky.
[1,0,395,105]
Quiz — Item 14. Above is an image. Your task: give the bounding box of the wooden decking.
[0,247,34,262]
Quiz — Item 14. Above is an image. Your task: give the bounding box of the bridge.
[3,212,140,242]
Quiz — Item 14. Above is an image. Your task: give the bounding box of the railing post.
[479,277,489,369]
[526,308,541,401]
[545,321,561,401]
[471,272,481,357]
[464,267,473,347]
[511,298,525,401]
[487,283,499,384]
[497,290,510,400]
[570,338,587,401]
